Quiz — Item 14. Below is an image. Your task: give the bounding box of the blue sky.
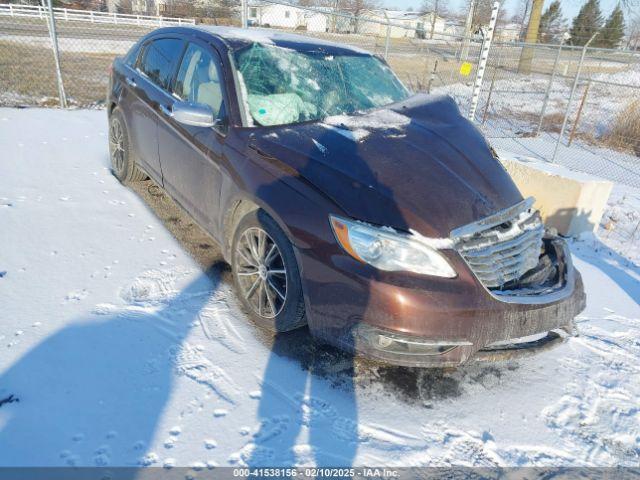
[381,0,626,22]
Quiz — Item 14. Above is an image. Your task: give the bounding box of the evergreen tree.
[569,0,603,46]
[598,4,625,48]
[538,0,567,43]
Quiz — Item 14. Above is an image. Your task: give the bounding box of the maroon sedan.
[106,26,585,367]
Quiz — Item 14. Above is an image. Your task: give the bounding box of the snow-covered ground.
[434,60,640,136]
[0,108,639,468]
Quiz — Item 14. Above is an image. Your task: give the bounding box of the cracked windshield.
[234,43,409,126]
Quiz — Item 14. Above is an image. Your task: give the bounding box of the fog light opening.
[358,325,472,357]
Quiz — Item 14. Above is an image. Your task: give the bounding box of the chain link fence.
[1,0,639,187]
[472,42,640,186]
[0,0,231,106]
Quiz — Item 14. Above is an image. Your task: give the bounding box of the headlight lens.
[330,216,456,278]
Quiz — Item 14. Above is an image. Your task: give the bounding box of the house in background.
[357,9,446,39]
[248,2,329,32]
[246,3,446,38]
[106,0,193,17]
[129,0,167,16]
[495,23,522,42]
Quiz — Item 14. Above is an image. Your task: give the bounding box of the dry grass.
[604,100,640,156]
[0,40,114,106]
[0,41,59,102]
[386,53,475,92]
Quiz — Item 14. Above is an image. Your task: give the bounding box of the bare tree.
[420,0,449,39]
[463,0,504,32]
[341,0,380,33]
[627,12,640,49]
[342,0,379,17]
[512,0,530,40]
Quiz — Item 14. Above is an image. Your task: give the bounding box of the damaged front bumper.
[352,238,585,368]
[313,237,586,368]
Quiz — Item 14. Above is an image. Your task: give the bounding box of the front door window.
[173,43,226,128]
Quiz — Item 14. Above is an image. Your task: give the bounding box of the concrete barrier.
[498,153,613,237]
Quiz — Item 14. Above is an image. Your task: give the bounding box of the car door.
[157,40,228,237]
[125,36,185,183]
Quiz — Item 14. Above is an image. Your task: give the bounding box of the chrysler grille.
[451,198,544,289]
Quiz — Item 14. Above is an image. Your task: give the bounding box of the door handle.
[159,104,173,117]
[125,77,137,88]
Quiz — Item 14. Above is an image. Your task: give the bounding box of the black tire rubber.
[231,209,307,332]
[108,107,147,184]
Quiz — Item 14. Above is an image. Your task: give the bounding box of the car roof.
[184,25,373,56]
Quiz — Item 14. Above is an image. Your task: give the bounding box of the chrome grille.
[451,198,544,289]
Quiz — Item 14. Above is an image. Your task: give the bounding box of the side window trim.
[167,41,189,94]
[135,35,186,95]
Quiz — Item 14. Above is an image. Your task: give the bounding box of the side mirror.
[171,101,216,128]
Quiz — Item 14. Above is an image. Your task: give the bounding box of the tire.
[108,107,147,184]
[231,209,307,332]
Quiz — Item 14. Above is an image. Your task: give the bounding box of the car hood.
[249,94,523,238]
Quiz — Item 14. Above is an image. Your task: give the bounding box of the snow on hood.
[321,109,411,142]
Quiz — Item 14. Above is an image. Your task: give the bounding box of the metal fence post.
[383,10,390,60]
[468,1,499,121]
[241,0,248,28]
[45,0,67,108]
[568,80,591,146]
[481,66,498,124]
[427,59,438,93]
[536,43,562,135]
[552,33,597,163]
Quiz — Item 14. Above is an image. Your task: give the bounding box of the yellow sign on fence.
[459,62,473,76]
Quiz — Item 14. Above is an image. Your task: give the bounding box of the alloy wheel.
[109,118,125,174]
[234,227,287,319]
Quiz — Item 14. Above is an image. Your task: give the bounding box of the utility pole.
[517,0,543,73]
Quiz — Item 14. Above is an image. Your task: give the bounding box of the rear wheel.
[232,210,307,332]
[109,107,147,184]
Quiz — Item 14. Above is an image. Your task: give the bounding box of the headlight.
[329,216,456,278]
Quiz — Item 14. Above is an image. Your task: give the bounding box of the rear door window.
[139,38,184,91]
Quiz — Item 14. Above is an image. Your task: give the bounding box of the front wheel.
[231,210,307,332]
